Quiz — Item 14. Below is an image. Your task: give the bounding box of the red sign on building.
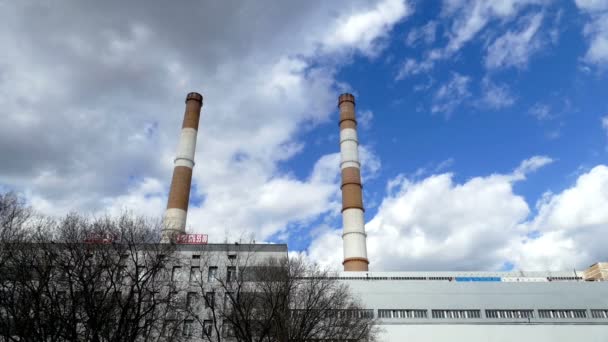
[176,234,208,245]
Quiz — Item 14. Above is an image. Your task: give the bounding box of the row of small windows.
[591,310,608,318]
[169,266,237,282]
[486,310,534,319]
[432,310,481,319]
[538,309,587,319]
[174,309,605,338]
[378,309,427,319]
[377,309,608,320]
[323,276,582,281]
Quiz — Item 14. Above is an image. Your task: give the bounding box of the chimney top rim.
[338,93,355,107]
[185,92,203,104]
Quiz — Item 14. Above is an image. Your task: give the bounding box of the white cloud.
[0,0,407,244]
[510,165,608,270]
[602,115,608,133]
[309,156,552,270]
[322,0,412,56]
[529,103,553,121]
[405,21,438,46]
[485,13,544,69]
[431,72,471,114]
[358,110,375,129]
[476,77,516,109]
[309,158,608,272]
[576,0,608,65]
[395,0,547,79]
[576,0,608,12]
[443,0,546,54]
[511,155,554,180]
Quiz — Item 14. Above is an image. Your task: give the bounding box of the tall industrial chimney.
[162,92,203,242]
[338,93,369,272]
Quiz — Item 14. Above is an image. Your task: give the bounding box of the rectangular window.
[192,254,200,259]
[183,320,194,337]
[171,266,181,282]
[538,309,587,319]
[208,266,218,282]
[431,310,480,319]
[186,292,197,309]
[203,320,213,336]
[190,266,201,282]
[591,309,608,319]
[205,292,215,308]
[226,266,237,282]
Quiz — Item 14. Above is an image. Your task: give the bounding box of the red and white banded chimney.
[338,93,369,272]
[162,92,203,242]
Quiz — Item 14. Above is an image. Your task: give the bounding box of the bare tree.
[0,195,186,342]
[186,247,378,342]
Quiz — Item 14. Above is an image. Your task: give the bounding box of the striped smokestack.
[339,93,369,272]
[162,92,203,242]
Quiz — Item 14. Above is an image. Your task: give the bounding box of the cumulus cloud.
[322,0,412,56]
[485,12,545,69]
[309,156,608,272]
[0,0,409,243]
[309,156,552,270]
[510,165,608,270]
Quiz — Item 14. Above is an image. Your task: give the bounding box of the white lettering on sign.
[176,234,208,245]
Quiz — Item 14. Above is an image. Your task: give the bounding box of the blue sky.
[1,0,607,271]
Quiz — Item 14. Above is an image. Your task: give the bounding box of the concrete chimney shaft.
[162,92,203,242]
[339,93,369,271]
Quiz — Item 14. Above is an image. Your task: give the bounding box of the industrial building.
[157,92,608,341]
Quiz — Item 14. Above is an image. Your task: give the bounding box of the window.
[591,309,608,319]
[192,254,200,260]
[378,309,427,319]
[208,266,218,282]
[183,320,194,337]
[486,310,534,319]
[171,266,181,282]
[203,320,213,336]
[228,254,237,261]
[538,309,587,319]
[190,266,201,282]
[226,266,237,282]
[205,292,215,308]
[186,292,197,308]
[431,310,480,319]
